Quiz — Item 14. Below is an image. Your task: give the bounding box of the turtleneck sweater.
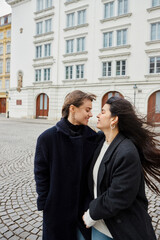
[64,118,84,136]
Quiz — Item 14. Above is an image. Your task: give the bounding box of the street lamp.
[133,84,137,106]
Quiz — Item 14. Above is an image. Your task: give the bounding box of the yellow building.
[0,13,11,115]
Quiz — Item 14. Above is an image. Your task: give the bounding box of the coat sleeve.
[89,146,142,220]
[34,135,50,211]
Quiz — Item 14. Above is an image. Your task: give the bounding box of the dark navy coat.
[88,133,157,240]
[34,118,101,240]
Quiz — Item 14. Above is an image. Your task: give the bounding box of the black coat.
[88,133,157,240]
[34,118,101,240]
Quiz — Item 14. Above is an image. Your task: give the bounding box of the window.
[152,0,160,7]
[76,64,84,78]
[66,39,74,53]
[65,66,73,79]
[117,29,127,46]
[150,56,160,73]
[45,0,52,8]
[8,15,11,24]
[151,22,160,41]
[67,13,75,27]
[1,17,4,25]
[77,37,85,52]
[104,2,114,19]
[37,0,43,11]
[36,22,43,35]
[155,91,160,113]
[44,43,51,57]
[6,43,10,54]
[44,68,50,81]
[118,0,128,15]
[7,30,11,38]
[77,9,86,25]
[102,62,112,77]
[103,32,113,48]
[0,45,3,55]
[5,79,9,89]
[0,61,3,73]
[36,46,42,58]
[0,81,2,89]
[116,60,126,75]
[6,60,10,73]
[45,19,52,33]
[0,32,4,39]
[35,69,41,81]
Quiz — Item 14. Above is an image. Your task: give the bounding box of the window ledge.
[99,45,131,52]
[145,74,160,78]
[33,56,53,61]
[99,76,129,80]
[34,31,54,38]
[147,5,160,12]
[34,6,55,15]
[100,13,132,23]
[65,0,81,5]
[62,78,87,83]
[64,23,89,31]
[33,81,52,85]
[63,51,88,57]
[146,40,160,45]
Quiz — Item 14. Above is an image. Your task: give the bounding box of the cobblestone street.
[0,117,160,240]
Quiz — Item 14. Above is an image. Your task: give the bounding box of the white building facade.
[6,0,160,124]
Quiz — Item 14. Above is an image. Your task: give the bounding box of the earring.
[110,123,115,130]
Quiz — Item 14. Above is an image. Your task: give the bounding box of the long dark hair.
[107,96,160,194]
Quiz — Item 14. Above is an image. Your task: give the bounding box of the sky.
[0,0,12,17]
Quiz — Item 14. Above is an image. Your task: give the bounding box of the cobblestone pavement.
[0,117,160,240]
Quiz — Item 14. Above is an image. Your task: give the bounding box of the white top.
[83,141,113,238]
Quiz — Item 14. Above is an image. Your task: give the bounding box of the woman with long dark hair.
[83,96,160,240]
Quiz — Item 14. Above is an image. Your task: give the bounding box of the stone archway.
[102,91,124,107]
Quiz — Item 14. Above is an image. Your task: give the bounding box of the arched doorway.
[147,90,160,123]
[0,98,6,113]
[102,91,124,107]
[36,93,49,118]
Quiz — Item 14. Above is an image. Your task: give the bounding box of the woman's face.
[97,104,112,130]
[73,99,93,125]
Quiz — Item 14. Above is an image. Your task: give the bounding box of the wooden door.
[36,93,49,118]
[0,98,6,113]
[147,91,160,123]
[102,91,123,107]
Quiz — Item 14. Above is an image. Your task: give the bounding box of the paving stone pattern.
[0,117,160,240]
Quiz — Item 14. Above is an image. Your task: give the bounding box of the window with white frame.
[66,39,74,53]
[6,59,10,73]
[103,32,113,48]
[149,56,160,73]
[45,19,52,33]
[104,2,114,19]
[152,0,160,7]
[117,29,127,46]
[1,17,4,25]
[118,0,128,15]
[44,68,50,81]
[116,60,126,75]
[0,61,3,73]
[0,80,2,89]
[0,45,3,55]
[36,45,42,58]
[151,22,160,41]
[45,0,52,8]
[35,69,41,81]
[65,66,73,79]
[155,91,160,113]
[5,79,9,89]
[8,15,11,23]
[77,9,86,25]
[76,64,84,78]
[77,37,85,52]
[37,0,43,11]
[44,43,51,57]
[0,32,4,39]
[6,43,10,54]
[67,13,75,27]
[102,62,112,77]
[36,22,43,35]
[7,30,11,38]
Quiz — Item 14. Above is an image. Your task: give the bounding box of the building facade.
[6,0,160,123]
[0,13,11,114]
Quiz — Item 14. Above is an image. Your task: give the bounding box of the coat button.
[116,219,122,223]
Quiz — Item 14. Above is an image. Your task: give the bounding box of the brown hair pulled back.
[62,90,96,118]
